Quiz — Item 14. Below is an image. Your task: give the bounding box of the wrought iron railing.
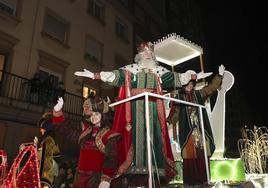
[0,70,83,116]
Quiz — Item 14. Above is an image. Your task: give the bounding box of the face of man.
[138,49,157,69]
[40,128,46,135]
[140,49,153,60]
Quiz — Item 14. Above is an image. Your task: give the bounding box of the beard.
[138,58,157,69]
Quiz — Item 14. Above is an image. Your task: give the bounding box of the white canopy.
[154,33,203,66]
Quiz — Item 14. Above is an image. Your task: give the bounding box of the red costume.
[73,97,121,188]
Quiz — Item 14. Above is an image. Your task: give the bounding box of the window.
[88,0,105,22]
[0,0,23,23]
[85,35,103,64]
[83,86,96,98]
[38,50,69,84]
[43,9,70,45]
[0,0,16,16]
[0,30,19,73]
[115,17,128,42]
[39,67,62,88]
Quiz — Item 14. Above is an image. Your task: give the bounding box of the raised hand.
[74,69,94,79]
[54,97,64,112]
[218,64,225,76]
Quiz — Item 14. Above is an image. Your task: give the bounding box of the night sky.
[197,1,267,126]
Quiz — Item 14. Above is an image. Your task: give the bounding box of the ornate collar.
[121,63,170,76]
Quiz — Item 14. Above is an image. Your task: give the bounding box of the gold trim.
[95,128,109,153]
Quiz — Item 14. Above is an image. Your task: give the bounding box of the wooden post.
[199,54,204,72]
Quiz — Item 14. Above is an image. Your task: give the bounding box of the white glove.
[74,69,94,79]
[218,64,225,76]
[100,71,115,82]
[197,71,213,80]
[98,181,110,188]
[54,97,64,112]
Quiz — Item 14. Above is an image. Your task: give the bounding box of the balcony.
[0,70,83,124]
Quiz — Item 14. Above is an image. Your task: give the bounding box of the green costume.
[109,64,182,186]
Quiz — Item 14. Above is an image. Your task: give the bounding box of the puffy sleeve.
[107,70,126,87]
[200,74,223,100]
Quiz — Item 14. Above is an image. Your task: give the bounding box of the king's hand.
[74,69,94,79]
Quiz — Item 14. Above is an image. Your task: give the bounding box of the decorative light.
[0,149,8,185]
[2,145,41,187]
[210,158,246,183]
[153,33,203,66]
[237,126,268,174]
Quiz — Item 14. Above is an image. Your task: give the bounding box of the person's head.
[38,112,54,135]
[134,42,157,68]
[90,111,102,125]
[181,70,197,91]
[83,96,111,127]
[181,70,214,92]
[90,96,109,126]
[83,99,93,116]
[185,80,196,92]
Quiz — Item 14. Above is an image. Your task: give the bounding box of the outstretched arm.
[74,69,116,82]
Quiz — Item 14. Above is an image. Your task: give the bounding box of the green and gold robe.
[109,64,182,186]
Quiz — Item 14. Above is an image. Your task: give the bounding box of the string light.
[0,150,8,185]
[238,126,268,174]
[2,145,41,187]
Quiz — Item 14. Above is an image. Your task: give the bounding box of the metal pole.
[109,92,204,109]
[199,107,210,184]
[145,93,153,188]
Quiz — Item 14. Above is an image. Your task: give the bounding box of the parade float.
[109,33,254,187]
[2,34,267,187]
